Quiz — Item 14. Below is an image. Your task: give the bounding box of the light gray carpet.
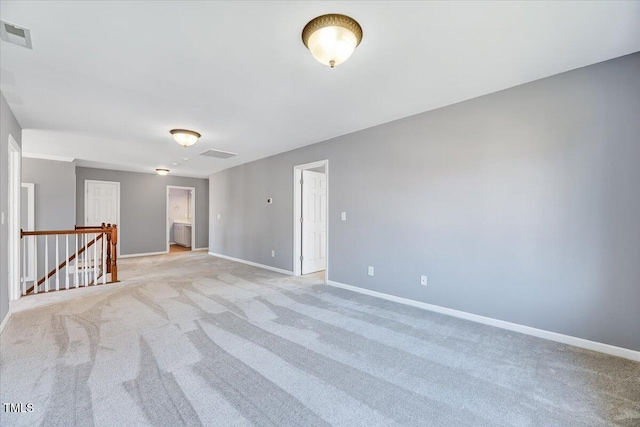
[1,252,638,426]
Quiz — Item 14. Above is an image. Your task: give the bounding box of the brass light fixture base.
[169,129,201,148]
[302,14,363,49]
[170,129,201,139]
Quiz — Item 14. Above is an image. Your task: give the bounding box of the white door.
[301,170,327,274]
[85,180,119,226]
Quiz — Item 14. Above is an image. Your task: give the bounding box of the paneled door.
[301,170,327,274]
[85,180,120,227]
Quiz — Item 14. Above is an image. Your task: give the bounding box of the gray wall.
[22,158,76,230]
[1,92,22,327]
[76,167,209,255]
[209,52,640,351]
[21,158,77,289]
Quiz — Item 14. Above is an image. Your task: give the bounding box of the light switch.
[368,266,374,276]
[341,212,347,221]
[1,212,4,224]
[217,213,221,219]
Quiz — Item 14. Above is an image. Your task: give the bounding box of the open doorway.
[293,160,328,282]
[166,186,195,254]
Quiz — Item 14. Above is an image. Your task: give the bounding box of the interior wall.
[76,168,208,255]
[209,52,640,351]
[0,92,22,328]
[21,158,77,287]
[22,158,76,230]
[168,188,190,243]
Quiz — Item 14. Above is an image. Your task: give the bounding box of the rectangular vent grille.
[200,149,237,159]
[0,21,32,49]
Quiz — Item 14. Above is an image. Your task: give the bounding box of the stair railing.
[20,223,118,295]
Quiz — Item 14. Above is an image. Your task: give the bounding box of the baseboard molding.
[193,247,208,251]
[327,280,640,362]
[0,312,11,334]
[208,252,293,276]
[119,251,168,259]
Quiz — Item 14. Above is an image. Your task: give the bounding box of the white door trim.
[8,135,21,301]
[293,159,329,282]
[21,183,35,282]
[84,180,121,256]
[166,185,196,253]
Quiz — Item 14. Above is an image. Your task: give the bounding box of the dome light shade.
[170,129,201,147]
[302,14,363,68]
[156,168,170,176]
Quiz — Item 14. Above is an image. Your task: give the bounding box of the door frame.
[293,159,328,281]
[166,185,196,253]
[21,183,35,282]
[84,179,121,256]
[8,135,21,301]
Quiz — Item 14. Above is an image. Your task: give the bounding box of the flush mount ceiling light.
[302,14,363,68]
[156,168,170,176]
[170,129,201,147]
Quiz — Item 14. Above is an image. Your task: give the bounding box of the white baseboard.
[193,247,208,251]
[208,252,293,276]
[327,280,640,362]
[0,312,11,334]
[119,251,168,259]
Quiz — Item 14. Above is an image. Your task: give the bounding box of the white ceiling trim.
[22,152,75,163]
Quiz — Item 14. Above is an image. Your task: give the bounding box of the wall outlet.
[368,266,374,276]
[341,212,347,221]
[421,275,427,286]
[217,213,221,219]
[271,250,275,258]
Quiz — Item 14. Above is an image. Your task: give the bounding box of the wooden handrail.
[22,228,106,237]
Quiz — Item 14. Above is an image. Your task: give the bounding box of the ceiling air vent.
[0,21,32,49]
[200,149,237,159]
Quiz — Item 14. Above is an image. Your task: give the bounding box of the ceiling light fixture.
[302,14,363,68]
[156,168,170,176]
[170,129,201,147]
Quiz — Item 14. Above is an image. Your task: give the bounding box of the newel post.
[111,224,118,282]
[105,223,112,273]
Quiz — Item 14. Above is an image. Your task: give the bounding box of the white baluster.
[102,232,107,285]
[34,236,38,294]
[75,234,79,288]
[22,236,26,296]
[65,235,70,290]
[45,235,49,292]
[55,235,60,291]
[84,234,88,287]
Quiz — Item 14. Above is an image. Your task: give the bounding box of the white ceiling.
[2,1,639,178]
